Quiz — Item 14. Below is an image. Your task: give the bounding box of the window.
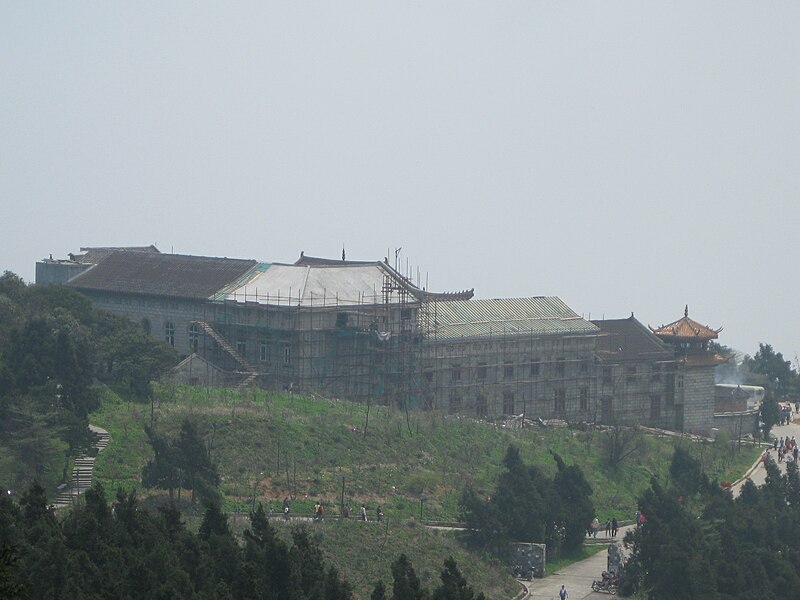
[476,395,488,417]
[188,324,199,352]
[602,366,613,385]
[451,365,461,382]
[580,387,589,411]
[580,359,589,374]
[141,318,151,335]
[554,390,566,417]
[529,359,540,377]
[449,395,462,414]
[283,345,291,365]
[424,370,434,383]
[477,363,487,380]
[504,361,514,379]
[626,366,637,383]
[236,340,246,357]
[260,339,270,362]
[556,358,565,377]
[503,391,515,415]
[650,395,661,419]
[164,322,175,347]
[336,313,349,328]
[401,308,412,321]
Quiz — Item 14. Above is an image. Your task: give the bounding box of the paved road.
[520,527,633,599]
[731,419,800,496]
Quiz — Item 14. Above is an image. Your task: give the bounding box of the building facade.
[37,247,725,433]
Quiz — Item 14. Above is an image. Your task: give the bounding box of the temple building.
[35,247,731,434]
[648,306,727,432]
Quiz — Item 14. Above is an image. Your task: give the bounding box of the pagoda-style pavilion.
[650,305,722,352]
[648,306,726,433]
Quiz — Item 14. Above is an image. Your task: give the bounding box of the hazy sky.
[2,2,799,363]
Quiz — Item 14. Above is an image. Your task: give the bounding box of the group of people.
[778,403,794,426]
[343,503,382,522]
[279,498,385,522]
[773,435,799,463]
[587,516,619,538]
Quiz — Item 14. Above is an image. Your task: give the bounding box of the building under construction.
[36,246,729,434]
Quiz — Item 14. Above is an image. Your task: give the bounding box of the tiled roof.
[71,245,161,264]
[592,316,674,362]
[67,251,257,300]
[650,305,722,340]
[428,297,598,340]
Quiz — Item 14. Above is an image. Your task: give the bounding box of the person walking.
[611,517,618,537]
[559,584,569,599]
[360,504,368,522]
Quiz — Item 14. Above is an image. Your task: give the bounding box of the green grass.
[82,384,763,599]
[90,384,762,523]
[291,518,518,600]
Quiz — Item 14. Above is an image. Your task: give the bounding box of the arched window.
[141,318,151,335]
[165,321,175,347]
[188,323,199,352]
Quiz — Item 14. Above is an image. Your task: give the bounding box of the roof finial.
[684,304,689,318]
[342,246,346,261]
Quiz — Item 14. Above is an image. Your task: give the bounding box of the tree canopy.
[622,447,800,599]
[459,445,594,560]
[0,272,177,493]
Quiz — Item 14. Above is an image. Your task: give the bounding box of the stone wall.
[682,364,716,433]
[713,410,760,438]
[424,334,596,421]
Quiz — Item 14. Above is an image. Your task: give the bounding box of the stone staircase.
[52,425,110,508]
[193,320,259,388]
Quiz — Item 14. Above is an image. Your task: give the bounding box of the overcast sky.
[2,2,799,363]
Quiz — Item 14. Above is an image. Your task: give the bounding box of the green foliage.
[0,273,177,495]
[142,419,220,505]
[459,445,593,560]
[391,553,429,600]
[669,444,709,499]
[433,556,486,600]
[625,455,800,599]
[371,579,388,600]
[742,343,799,397]
[92,384,761,522]
[602,425,646,470]
[2,481,358,599]
[760,396,781,438]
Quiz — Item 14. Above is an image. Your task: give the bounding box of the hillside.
[92,384,760,521]
[84,384,759,599]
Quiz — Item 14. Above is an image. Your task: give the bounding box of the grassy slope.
[287,519,516,600]
[92,384,760,521]
[89,384,761,599]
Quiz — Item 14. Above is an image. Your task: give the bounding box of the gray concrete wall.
[713,410,760,438]
[424,334,596,421]
[682,364,716,433]
[35,261,91,284]
[596,363,678,428]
